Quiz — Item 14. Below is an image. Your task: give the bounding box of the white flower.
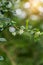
[16,9,22,16]
[16,9,26,19]
[12,32,16,36]
[0,38,7,42]
[38,6,43,13]
[0,56,4,60]
[0,28,3,31]
[19,29,24,35]
[9,27,15,33]
[20,11,26,19]
[6,1,12,8]
[30,15,39,20]
[23,2,30,9]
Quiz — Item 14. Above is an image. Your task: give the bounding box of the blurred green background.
[0,0,43,65]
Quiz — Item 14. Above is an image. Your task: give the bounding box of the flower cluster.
[0,0,43,20]
[0,0,43,42]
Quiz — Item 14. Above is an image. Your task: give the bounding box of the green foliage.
[0,0,43,65]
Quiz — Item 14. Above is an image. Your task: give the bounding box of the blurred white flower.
[16,9,26,19]
[0,28,3,31]
[0,56,4,60]
[9,27,15,33]
[19,29,24,35]
[38,6,43,13]
[23,2,30,9]
[0,38,7,42]
[20,11,26,19]
[16,9,22,16]
[30,15,39,20]
[6,1,12,8]
[12,32,16,36]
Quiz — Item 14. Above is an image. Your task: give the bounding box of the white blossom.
[16,9,22,16]
[6,1,12,8]
[0,38,7,42]
[20,11,26,19]
[23,2,30,9]
[0,56,4,60]
[30,15,39,20]
[12,32,16,36]
[15,9,26,19]
[19,29,24,35]
[38,6,43,13]
[9,27,15,33]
